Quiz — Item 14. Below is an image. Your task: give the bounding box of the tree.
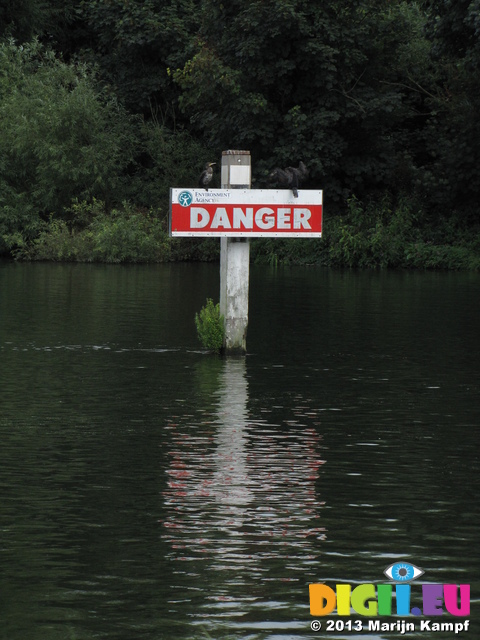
[69,0,200,116]
[423,0,480,66]
[416,0,480,217]
[0,38,139,252]
[0,0,73,44]
[172,0,432,205]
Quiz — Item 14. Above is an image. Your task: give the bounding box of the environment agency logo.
[178,190,193,207]
[309,562,471,635]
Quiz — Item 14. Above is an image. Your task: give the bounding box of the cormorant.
[268,161,309,197]
[286,161,309,197]
[199,162,216,190]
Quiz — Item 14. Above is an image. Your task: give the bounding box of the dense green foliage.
[418,0,480,217]
[251,197,480,269]
[18,200,171,263]
[0,37,213,254]
[0,39,138,252]
[174,0,423,200]
[195,298,225,352]
[0,0,479,268]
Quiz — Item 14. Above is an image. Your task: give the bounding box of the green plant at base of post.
[195,299,224,353]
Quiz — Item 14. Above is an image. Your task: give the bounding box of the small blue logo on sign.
[178,191,193,207]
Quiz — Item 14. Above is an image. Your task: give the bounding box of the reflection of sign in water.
[161,358,327,613]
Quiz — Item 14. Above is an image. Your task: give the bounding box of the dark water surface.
[0,262,478,640]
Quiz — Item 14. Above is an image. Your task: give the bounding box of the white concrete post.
[220,150,251,354]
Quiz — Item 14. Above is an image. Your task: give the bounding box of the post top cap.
[222,150,250,156]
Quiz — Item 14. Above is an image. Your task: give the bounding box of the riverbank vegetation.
[1,1,479,269]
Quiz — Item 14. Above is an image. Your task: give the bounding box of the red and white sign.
[170,189,322,238]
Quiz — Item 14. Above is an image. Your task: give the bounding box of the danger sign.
[169,189,322,237]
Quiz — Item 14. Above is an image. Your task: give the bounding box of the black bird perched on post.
[286,161,309,197]
[199,162,216,190]
[268,161,309,197]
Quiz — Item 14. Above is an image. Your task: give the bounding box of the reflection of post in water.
[162,357,327,600]
[211,358,252,507]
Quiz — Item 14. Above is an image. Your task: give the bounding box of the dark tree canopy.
[68,0,200,115]
[173,1,437,202]
[0,0,479,260]
[417,0,480,215]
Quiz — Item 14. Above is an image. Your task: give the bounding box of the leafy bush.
[0,38,140,253]
[195,299,224,353]
[251,195,480,270]
[0,38,217,256]
[21,201,171,263]
[88,203,170,263]
[23,219,95,262]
